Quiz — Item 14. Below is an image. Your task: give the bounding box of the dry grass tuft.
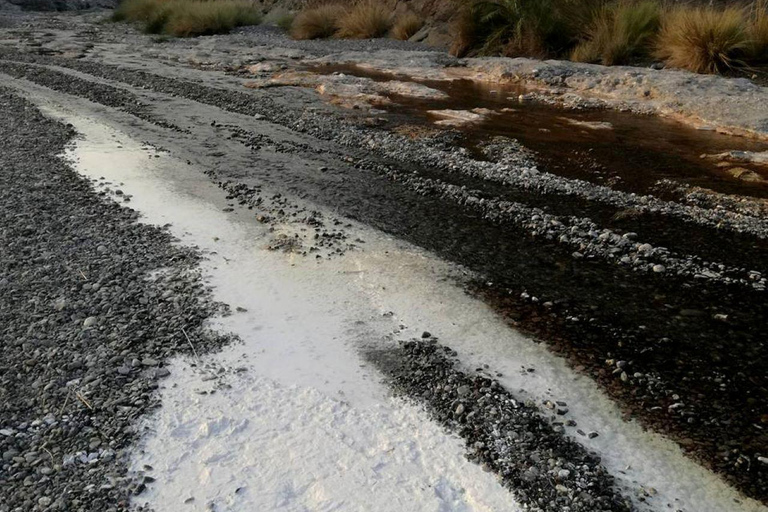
[165,1,261,37]
[571,1,661,65]
[113,0,261,37]
[112,0,168,23]
[391,11,424,40]
[290,3,345,39]
[337,0,393,39]
[448,0,766,74]
[449,0,593,58]
[655,6,748,74]
[748,0,768,62]
[275,13,295,31]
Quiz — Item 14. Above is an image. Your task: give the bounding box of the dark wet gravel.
[371,338,634,512]
[0,60,184,132]
[0,88,228,511]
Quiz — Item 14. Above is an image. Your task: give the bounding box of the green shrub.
[275,13,295,31]
[165,1,261,37]
[112,0,167,23]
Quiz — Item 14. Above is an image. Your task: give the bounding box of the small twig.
[75,390,93,411]
[181,327,200,363]
[58,389,71,416]
[78,269,88,281]
[41,444,55,464]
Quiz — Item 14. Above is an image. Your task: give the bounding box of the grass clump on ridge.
[654,5,748,74]
[336,0,393,39]
[571,1,661,66]
[747,0,768,63]
[112,0,262,37]
[451,0,768,75]
[391,11,424,41]
[450,0,592,58]
[290,1,426,41]
[290,3,346,40]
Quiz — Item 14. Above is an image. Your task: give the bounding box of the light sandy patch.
[428,109,486,127]
[703,150,768,167]
[560,117,614,130]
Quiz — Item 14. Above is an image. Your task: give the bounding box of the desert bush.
[571,1,661,65]
[337,0,393,39]
[113,0,261,37]
[655,5,748,74]
[392,11,424,40]
[290,3,346,39]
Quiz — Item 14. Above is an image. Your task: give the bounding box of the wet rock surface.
[0,88,229,510]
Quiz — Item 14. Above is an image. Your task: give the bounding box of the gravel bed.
[1,53,762,291]
[0,60,185,132]
[0,87,228,511]
[370,337,635,512]
[1,46,767,502]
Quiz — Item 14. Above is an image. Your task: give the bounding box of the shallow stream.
[311,64,768,199]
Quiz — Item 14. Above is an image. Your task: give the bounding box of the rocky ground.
[0,87,230,511]
[0,9,767,512]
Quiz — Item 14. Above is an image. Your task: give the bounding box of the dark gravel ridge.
[0,60,185,132]
[370,338,635,512]
[0,88,228,511]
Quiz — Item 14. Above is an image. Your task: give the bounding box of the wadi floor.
[1,10,767,512]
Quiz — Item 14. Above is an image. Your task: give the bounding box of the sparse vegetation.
[290,3,346,40]
[392,11,424,41]
[290,1,426,41]
[571,1,661,65]
[449,7,477,57]
[451,0,768,75]
[450,0,596,58]
[275,12,295,31]
[654,6,747,74]
[337,0,393,39]
[114,0,768,74]
[113,0,262,37]
[747,0,768,62]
